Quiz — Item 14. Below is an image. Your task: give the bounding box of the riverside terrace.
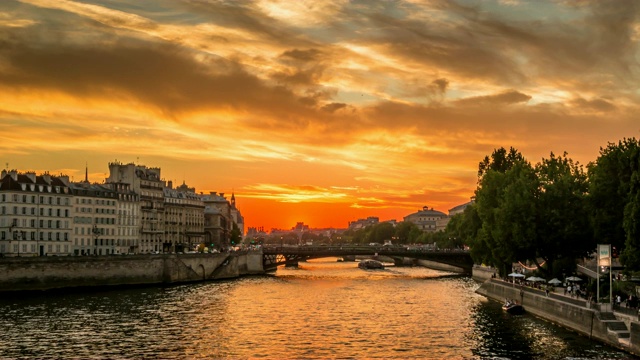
[261,244,474,274]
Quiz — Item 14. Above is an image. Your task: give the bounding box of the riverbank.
[475,276,640,356]
[0,252,264,293]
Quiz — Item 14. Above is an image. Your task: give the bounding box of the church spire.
[85,163,89,183]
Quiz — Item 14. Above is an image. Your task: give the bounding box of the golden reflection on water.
[0,258,634,359]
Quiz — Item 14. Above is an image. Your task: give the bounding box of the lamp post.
[92,224,100,255]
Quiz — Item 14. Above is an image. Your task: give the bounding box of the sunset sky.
[1,0,639,231]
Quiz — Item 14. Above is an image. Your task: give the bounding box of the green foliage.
[621,148,640,269]
[229,223,242,246]
[588,138,640,253]
[534,152,593,274]
[469,147,593,277]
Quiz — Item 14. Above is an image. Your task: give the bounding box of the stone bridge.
[262,245,474,274]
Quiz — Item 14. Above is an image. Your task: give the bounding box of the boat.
[502,299,524,315]
[358,259,385,270]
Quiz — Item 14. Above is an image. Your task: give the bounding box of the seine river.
[0,258,637,359]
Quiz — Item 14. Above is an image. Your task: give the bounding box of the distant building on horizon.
[403,206,447,232]
[347,216,379,231]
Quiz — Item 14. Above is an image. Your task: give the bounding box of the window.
[39,233,43,240]
[47,232,52,240]
[22,195,27,202]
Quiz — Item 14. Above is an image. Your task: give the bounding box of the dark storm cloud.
[0,24,336,128]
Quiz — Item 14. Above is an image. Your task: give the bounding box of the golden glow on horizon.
[2,0,640,230]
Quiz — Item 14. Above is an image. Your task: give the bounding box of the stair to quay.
[600,312,630,342]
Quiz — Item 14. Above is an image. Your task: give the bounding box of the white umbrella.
[566,276,582,282]
[526,276,545,282]
[508,273,525,278]
[548,278,562,285]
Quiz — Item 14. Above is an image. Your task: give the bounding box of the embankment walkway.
[477,278,639,356]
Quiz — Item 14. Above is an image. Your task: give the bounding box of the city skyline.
[1,0,639,230]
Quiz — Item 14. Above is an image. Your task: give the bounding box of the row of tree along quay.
[446,138,640,301]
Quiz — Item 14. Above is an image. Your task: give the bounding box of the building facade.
[164,181,204,252]
[403,206,447,232]
[69,181,118,255]
[106,162,165,253]
[1,164,245,256]
[0,170,73,256]
[202,192,232,249]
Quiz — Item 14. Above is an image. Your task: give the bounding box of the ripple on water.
[0,261,635,359]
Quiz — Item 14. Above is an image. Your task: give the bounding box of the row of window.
[1,206,70,217]
[0,244,69,254]
[1,194,70,205]
[75,207,116,214]
[0,230,69,241]
[75,198,116,206]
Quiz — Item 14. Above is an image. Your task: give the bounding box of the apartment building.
[164,181,204,252]
[69,181,118,255]
[0,170,73,256]
[106,162,164,253]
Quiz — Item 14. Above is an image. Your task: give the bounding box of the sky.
[1,0,639,231]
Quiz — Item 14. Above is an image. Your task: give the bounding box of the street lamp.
[92,224,100,255]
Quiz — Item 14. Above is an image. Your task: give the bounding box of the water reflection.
[0,258,635,359]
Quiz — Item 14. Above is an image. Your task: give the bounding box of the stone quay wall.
[415,259,466,274]
[0,252,265,293]
[475,277,636,355]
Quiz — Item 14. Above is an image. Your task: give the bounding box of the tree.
[534,152,593,277]
[229,223,241,246]
[370,222,395,244]
[588,138,640,254]
[394,221,420,244]
[621,145,640,271]
[473,147,533,276]
[472,148,592,278]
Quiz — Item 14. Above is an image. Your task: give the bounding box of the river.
[0,258,636,359]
